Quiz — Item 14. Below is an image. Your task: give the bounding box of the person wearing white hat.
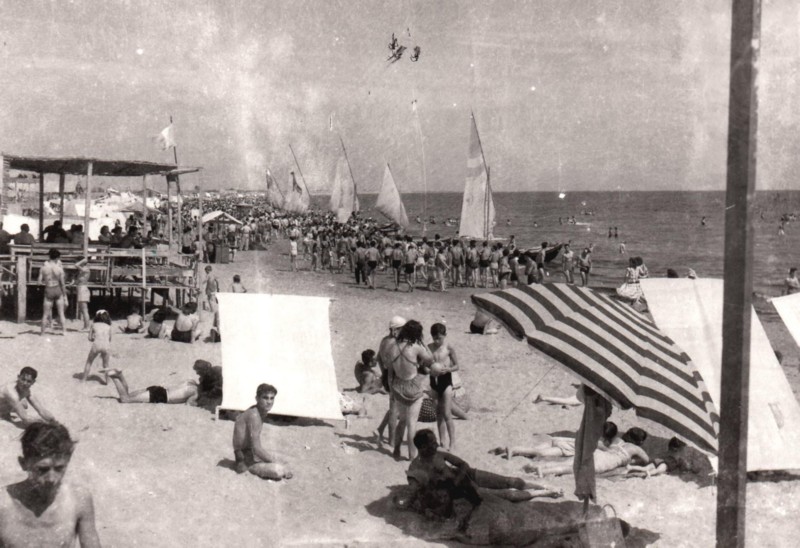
[374,316,406,447]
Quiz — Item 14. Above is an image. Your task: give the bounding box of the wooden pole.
[288,144,312,200]
[717,1,761,547]
[142,174,148,238]
[16,256,26,323]
[84,162,92,256]
[169,116,183,248]
[58,173,65,224]
[167,176,173,248]
[38,172,44,241]
[197,185,203,261]
[0,153,4,225]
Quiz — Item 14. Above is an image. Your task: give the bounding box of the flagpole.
[289,144,311,200]
[717,0,760,546]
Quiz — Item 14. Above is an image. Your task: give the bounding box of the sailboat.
[283,171,309,213]
[375,163,409,229]
[265,168,285,210]
[329,137,360,224]
[458,113,496,240]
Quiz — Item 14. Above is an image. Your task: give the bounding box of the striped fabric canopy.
[472,284,720,453]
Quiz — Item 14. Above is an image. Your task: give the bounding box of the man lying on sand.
[232,383,293,480]
[526,427,650,478]
[626,437,714,479]
[469,309,500,335]
[398,429,561,520]
[0,422,101,548]
[100,369,199,405]
[0,367,55,426]
[490,421,620,460]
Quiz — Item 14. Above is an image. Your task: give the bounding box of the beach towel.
[641,278,800,471]
[216,293,344,421]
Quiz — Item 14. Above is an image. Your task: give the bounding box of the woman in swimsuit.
[39,249,67,336]
[171,302,200,343]
[428,323,459,451]
[390,320,434,460]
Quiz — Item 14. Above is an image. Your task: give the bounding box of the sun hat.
[389,316,407,329]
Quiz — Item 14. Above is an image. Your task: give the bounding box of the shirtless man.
[232,383,293,480]
[100,368,199,405]
[0,422,101,548]
[170,302,200,343]
[0,368,55,426]
[39,248,67,336]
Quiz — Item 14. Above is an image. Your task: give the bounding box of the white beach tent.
[202,210,243,225]
[216,293,344,421]
[770,292,800,350]
[641,278,800,472]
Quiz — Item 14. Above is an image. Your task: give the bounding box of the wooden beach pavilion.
[0,153,201,322]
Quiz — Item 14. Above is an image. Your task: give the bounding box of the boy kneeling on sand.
[232,384,293,480]
[0,422,101,547]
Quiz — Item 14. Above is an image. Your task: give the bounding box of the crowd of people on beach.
[0,195,725,547]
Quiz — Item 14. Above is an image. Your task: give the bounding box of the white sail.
[330,157,356,224]
[265,169,285,209]
[284,172,309,213]
[375,164,409,228]
[458,114,495,240]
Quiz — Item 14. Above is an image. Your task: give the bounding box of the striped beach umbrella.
[472,284,720,453]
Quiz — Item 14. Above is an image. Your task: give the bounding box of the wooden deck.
[0,243,197,321]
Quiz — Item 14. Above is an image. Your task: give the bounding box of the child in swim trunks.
[121,306,144,334]
[427,323,459,451]
[230,274,248,293]
[82,310,112,384]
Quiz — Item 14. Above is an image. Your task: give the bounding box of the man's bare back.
[232,386,292,480]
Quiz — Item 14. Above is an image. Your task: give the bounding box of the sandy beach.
[2,244,800,547]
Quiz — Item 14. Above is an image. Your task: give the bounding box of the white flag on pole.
[157,124,176,150]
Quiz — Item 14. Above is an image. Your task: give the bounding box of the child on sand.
[230,274,248,293]
[354,349,384,394]
[144,307,169,339]
[121,306,144,334]
[0,422,101,548]
[74,258,91,331]
[232,383,293,480]
[427,323,459,451]
[82,310,112,384]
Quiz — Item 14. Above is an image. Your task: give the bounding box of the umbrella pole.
[717,1,760,546]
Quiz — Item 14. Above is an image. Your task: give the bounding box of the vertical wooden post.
[197,185,203,260]
[167,176,173,249]
[83,162,93,256]
[38,172,44,241]
[142,174,148,238]
[717,1,761,547]
[16,256,26,323]
[141,247,147,317]
[58,173,65,224]
[0,153,5,225]
[176,179,183,247]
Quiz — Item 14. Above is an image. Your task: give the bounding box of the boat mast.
[339,135,359,213]
[471,112,491,240]
[288,144,312,199]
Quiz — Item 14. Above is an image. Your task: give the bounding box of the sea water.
[310,191,800,297]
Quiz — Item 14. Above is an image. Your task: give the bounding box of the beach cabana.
[641,278,800,472]
[0,153,200,252]
[216,293,344,421]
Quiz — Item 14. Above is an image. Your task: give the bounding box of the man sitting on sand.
[170,302,201,343]
[0,422,101,548]
[400,429,561,520]
[0,368,55,426]
[232,383,293,480]
[100,368,199,405]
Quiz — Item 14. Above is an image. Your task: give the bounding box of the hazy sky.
[1,0,799,193]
